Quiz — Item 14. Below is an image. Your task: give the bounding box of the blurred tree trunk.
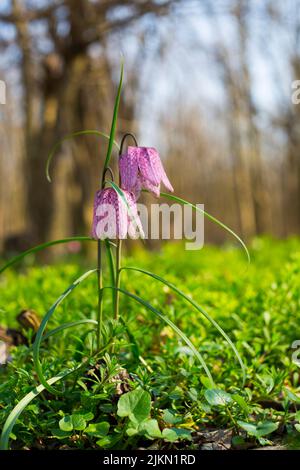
[284,53,300,233]
[12,0,39,242]
[235,1,272,234]
[1,0,174,245]
[216,46,257,240]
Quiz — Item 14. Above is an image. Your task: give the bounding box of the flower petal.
[159,167,174,192]
[92,189,107,238]
[119,150,138,192]
[132,147,161,186]
[92,188,128,239]
[140,175,160,197]
[114,190,128,239]
[126,191,145,239]
[147,147,174,192]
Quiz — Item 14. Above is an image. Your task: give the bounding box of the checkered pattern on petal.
[92,188,144,239]
[119,146,174,198]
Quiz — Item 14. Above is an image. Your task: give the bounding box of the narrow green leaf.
[121,266,246,384]
[106,287,214,386]
[284,388,300,403]
[43,319,97,341]
[104,61,124,168]
[0,368,81,450]
[232,394,249,413]
[46,130,120,182]
[119,316,140,362]
[0,236,95,275]
[33,269,97,395]
[158,191,250,263]
[22,319,97,356]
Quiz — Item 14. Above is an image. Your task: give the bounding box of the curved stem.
[119,132,138,154]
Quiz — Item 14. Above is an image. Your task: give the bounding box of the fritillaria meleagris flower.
[92,187,144,240]
[119,146,174,198]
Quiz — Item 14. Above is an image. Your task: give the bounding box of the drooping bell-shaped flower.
[92,187,144,240]
[119,146,174,198]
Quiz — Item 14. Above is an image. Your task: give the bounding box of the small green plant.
[0,63,249,450]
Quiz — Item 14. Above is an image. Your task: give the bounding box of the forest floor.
[1,237,300,450]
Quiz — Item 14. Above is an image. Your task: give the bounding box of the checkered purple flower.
[119,146,174,198]
[92,188,144,239]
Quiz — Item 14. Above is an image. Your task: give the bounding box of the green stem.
[225,404,238,430]
[113,132,137,322]
[96,239,103,350]
[114,240,122,321]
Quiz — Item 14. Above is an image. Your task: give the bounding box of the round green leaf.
[256,421,279,437]
[141,419,162,439]
[117,387,151,424]
[85,422,110,437]
[204,388,232,406]
[71,414,87,431]
[162,428,178,442]
[59,416,73,432]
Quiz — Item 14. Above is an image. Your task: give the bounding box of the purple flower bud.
[92,187,144,240]
[119,146,174,198]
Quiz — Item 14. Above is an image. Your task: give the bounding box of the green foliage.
[1,238,300,449]
[117,387,151,424]
[237,420,279,445]
[204,389,232,406]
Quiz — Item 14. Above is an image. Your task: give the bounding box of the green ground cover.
[1,237,300,450]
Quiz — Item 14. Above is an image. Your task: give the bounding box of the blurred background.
[0,0,299,255]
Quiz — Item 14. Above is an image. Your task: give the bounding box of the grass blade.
[0,368,80,450]
[43,319,98,341]
[0,236,95,275]
[33,269,97,395]
[46,130,120,182]
[121,266,246,384]
[105,286,215,386]
[104,61,124,168]
[158,191,250,263]
[119,316,140,362]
